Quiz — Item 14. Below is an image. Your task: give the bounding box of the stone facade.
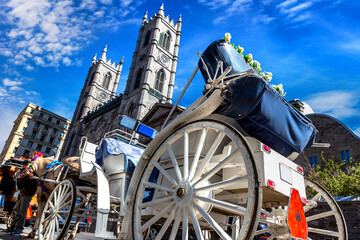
[294,113,360,171]
[0,103,71,163]
[61,5,181,158]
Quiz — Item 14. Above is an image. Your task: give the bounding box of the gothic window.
[155,69,165,92]
[160,31,171,51]
[88,72,95,86]
[102,72,111,89]
[77,104,85,121]
[128,103,135,118]
[139,54,146,62]
[134,68,143,89]
[143,30,151,47]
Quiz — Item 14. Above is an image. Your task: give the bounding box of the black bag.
[199,40,317,158]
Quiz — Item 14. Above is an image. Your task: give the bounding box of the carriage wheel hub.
[177,188,186,197]
[267,208,291,239]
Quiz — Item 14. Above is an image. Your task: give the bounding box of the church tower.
[62,47,123,157]
[121,4,182,120]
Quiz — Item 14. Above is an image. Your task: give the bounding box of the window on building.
[56,120,60,125]
[31,131,37,139]
[63,123,67,129]
[88,72,95,86]
[25,118,30,124]
[60,132,64,138]
[35,121,41,127]
[24,150,30,156]
[309,156,318,168]
[17,138,22,144]
[155,70,164,92]
[21,127,26,134]
[36,144,43,151]
[13,147,18,154]
[39,113,44,118]
[44,125,49,131]
[49,137,54,145]
[30,109,34,114]
[53,129,57,134]
[159,31,171,50]
[128,103,135,118]
[102,73,111,89]
[27,141,33,148]
[134,68,143,89]
[57,140,61,147]
[47,116,52,122]
[45,147,51,154]
[77,104,85,121]
[340,150,351,162]
[40,134,46,141]
[143,30,151,47]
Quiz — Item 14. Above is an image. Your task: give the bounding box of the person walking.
[9,155,38,236]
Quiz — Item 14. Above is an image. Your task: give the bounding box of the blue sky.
[1,0,360,151]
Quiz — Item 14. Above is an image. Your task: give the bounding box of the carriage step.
[95,231,117,239]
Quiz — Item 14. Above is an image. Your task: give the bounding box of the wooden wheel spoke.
[308,227,339,237]
[192,200,231,240]
[194,175,247,193]
[182,207,189,240]
[306,210,335,222]
[193,131,225,181]
[167,143,183,182]
[144,181,175,192]
[139,202,175,233]
[139,196,174,208]
[188,128,207,180]
[153,162,177,186]
[183,131,189,180]
[169,207,182,240]
[55,216,60,236]
[187,205,204,240]
[155,206,177,240]
[194,195,246,216]
[194,150,240,187]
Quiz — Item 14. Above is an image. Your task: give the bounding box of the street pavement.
[0,223,99,240]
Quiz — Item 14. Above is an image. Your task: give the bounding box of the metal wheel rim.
[252,178,347,240]
[133,121,260,240]
[38,179,76,240]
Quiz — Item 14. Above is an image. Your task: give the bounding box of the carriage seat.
[95,138,144,205]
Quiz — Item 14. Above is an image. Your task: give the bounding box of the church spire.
[101,45,107,60]
[142,11,148,25]
[118,56,124,70]
[92,53,97,63]
[158,3,164,16]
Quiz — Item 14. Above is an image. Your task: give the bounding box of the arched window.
[155,69,165,92]
[143,30,151,47]
[77,104,85,121]
[160,31,171,50]
[88,72,95,86]
[128,103,135,118]
[134,68,143,89]
[102,72,111,89]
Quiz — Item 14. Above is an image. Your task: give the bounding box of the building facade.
[61,5,182,158]
[0,103,71,164]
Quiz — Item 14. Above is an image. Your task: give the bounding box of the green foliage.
[308,152,360,196]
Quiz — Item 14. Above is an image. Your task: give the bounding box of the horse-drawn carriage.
[33,39,347,240]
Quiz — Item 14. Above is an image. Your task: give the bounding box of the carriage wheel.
[252,178,347,240]
[133,121,260,240]
[38,179,76,240]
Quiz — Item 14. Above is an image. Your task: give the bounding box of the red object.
[267,179,275,189]
[301,197,307,205]
[263,145,271,154]
[297,166,304,174]
[37,152,43,157]
[287,188,308,239]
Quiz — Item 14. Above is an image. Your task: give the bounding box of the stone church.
[61,5,183,158]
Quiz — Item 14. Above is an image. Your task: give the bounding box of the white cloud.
[342,40,360,51]
[306,90,360,119]
[198,0,231,9]
[277,0,297,8]
[284,2,312,14]
[2,0,141,69]
[25,90,39,95]
[210,0,252,24]
[3,78,22,87]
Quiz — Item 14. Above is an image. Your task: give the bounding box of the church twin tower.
[62,5,181,157]
[74,4,181,122]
